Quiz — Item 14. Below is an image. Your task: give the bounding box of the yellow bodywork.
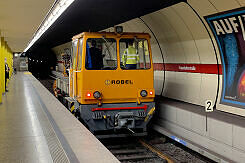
[69,32,154,105]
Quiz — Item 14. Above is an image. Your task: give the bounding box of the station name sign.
[205,8,245,108]
[178,66,196,71]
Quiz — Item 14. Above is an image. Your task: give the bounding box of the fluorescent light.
[24,0,75,52]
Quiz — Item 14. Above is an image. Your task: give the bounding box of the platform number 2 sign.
[205,100,213,112]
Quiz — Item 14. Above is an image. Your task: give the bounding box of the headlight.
[93,91,101,99]
[140,90,147,97]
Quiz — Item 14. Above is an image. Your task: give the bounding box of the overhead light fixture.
[24,0,75,52]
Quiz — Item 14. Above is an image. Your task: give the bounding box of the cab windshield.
[85,38,117,70]
[119,38,151,70]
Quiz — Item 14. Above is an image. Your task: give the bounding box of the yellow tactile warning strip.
[139,139,175,163]
[24,72,32,75]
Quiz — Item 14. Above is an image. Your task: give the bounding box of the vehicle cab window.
[71,39,79,69]
[77,38,83,70]
[85,38,117,70]
[120,38,151,70]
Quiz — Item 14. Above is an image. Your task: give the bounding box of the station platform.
[0,72,119,163]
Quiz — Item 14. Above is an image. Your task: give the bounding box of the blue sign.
[170,135,187,146]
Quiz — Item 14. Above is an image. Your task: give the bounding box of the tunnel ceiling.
[0,0,54,52]
[28,0,185,53]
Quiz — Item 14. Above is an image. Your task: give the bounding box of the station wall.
[50,1,245,161]
[0,37,13,103]
[105,2,220,107]
[105,1,245,161]
[105,0,245,117]
[52,0,245,117]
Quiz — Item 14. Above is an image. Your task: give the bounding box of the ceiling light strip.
[24,0,75,52]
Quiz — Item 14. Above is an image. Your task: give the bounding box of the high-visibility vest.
[122,46,139,65]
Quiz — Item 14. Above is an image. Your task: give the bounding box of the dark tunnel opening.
[26,47,57,79]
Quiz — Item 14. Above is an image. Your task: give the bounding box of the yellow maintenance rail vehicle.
[57,27,155,138]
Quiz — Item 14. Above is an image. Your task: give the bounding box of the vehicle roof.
[72,32,151,40]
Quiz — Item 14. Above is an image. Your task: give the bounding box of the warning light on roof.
[114,26,123,34]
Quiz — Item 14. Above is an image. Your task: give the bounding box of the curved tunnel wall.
[50,1,245,161]
[52,0,245,116]
[104,1,245,161]
[106,0,245,116]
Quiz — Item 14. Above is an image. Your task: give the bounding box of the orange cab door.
[69,39,80,98]
[69,68,73,97]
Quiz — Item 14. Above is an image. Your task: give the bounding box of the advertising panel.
[206,8,245,108]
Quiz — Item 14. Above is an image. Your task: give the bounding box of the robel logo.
[105,80,111,85]
[105,80,133,85]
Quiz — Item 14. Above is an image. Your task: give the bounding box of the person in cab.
[89,40,103,70]
[122,40,139,69]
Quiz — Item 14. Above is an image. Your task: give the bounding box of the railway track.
[39,79,215,163]
[101,131,215,163]
[39,78,55,94]
[101,137,174,163]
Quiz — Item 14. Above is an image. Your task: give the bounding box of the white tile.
[209,117,233,146]
[233,125,245,151]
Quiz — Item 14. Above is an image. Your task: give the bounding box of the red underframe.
[91,105,148,112]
